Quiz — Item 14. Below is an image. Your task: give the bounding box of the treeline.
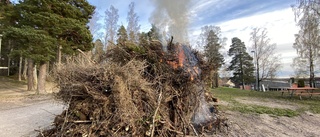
[0,0,286,92]
[0,0,95,93]
[90,3,282,89]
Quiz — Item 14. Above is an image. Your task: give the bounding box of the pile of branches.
[41,41,226,136]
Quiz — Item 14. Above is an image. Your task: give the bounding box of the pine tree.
[147,24,161,41]
[117,25,128,45]
[4,0,95,93]
[93,39,104,62]
[138,32,148,46]
[227,37,255,88]
[204,30,224,88]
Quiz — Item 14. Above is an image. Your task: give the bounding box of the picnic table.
[283,87,319,99]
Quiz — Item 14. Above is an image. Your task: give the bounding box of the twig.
[190,123,199,136]
[110,41,132,57]
[167,127,184,135]
[176,102,187,135]
[41,108,58,116]
[77,49,96,64]
[113,126,122,135]
[151,87,163,137]
[71,120,92,123]
[60,97,72,137]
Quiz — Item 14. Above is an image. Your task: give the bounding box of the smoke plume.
[149,0,191,43]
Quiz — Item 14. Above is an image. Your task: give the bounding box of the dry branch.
[41,42,225,136]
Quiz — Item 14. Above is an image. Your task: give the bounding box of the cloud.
[87,0,299,77]
[190,7,299,77]
[189,0,294,27]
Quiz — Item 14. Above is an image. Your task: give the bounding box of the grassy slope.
[211,87,320,117]
[0,76,26,90]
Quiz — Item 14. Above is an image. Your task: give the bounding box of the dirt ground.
[0,95,64,137]
[0,77,64,137]
[216,97,320,137]
[1,77,320,136]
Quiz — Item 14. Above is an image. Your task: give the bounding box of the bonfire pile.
[41,41,226,136]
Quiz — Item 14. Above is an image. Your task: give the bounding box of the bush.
[297,79,305,87]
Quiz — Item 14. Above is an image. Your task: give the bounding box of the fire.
[166,44,200,81]
[177,45,185,67]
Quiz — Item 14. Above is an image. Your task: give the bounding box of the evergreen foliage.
[117,25,128,45]
[203,29,224,87]
[93,39,104,61]
[4,0,95,63]
[228,37,255,87]
[297,79,305,87]
[147,24,161,41]
[204,30,224,69]
[1,0,95,91]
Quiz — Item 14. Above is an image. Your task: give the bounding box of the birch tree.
[250,28,282,90]
[292,0,320,87]
[89,11,103,43]
[104,5,119,47]
[126,2,140,43]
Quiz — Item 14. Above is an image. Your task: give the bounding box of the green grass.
[211,87,320,117]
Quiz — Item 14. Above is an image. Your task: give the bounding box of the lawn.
[211,87,320,117]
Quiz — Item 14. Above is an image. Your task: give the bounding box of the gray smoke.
[149,0,191,43]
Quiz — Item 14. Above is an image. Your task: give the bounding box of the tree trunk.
[57,45,62,70]
[33,64,37,89]
[37,62,47,94]
[240,51,245,90]
[309,56,315,88]
[215,72,219,88]
[22,58,27,80]
[210,70,214,88]
[46,61,50,74]
[18,55,22,81]
[7,54,10,76]
[257,59,260,91]
[27,59,34,91]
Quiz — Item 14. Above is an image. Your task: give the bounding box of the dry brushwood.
[41,42,227,137]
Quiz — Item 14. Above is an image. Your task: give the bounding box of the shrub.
[297,79,305,87]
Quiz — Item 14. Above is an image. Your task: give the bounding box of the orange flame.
[166,44,199,81]
[177,45,185,68]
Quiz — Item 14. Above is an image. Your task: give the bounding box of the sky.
[90,0,299,78]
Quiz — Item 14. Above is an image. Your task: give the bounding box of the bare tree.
[126,2,140,43]
[104,5,119,48]
[250,28,282,90]
[292,0,320,87]
[89,10,103,43]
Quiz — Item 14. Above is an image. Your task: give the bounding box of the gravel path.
[0,96,64,137]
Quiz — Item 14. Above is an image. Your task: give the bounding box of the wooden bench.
[286,87,318,99]
[294,91,320,100]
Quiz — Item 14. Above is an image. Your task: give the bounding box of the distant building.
[261,77,320,90]
[260,79,290,91]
